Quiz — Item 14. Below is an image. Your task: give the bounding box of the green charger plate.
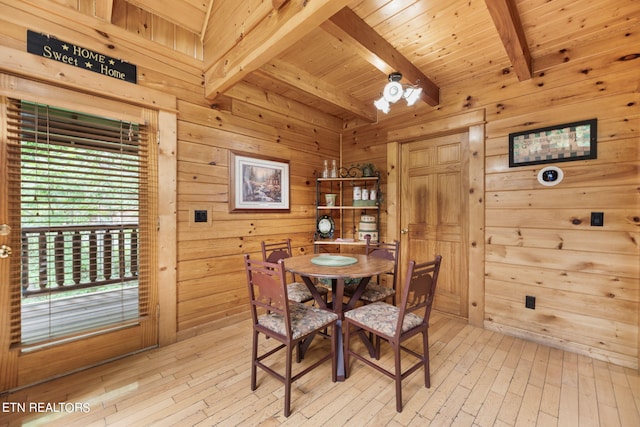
[311,255,358,267]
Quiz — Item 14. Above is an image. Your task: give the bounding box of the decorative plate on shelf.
[316,215,335,238]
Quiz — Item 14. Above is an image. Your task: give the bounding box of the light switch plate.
[194,210,208,223]
[590,212,604,227]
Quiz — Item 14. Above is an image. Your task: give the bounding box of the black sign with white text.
[27,30,137,84]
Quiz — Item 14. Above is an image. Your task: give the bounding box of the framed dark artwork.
[229,152,290,212]
[509,119,597,167]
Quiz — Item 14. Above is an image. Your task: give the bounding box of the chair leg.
[344,322,351,378]
[296,341,303,363]
[322,292,330,335]
[251,330,259,391]
[368,331,376,357]
[424,329,431,388]
[284,344,293,417]
[331,323,338,382]
[394,344,403,412]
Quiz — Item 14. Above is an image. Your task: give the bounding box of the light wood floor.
[1,312,639,426]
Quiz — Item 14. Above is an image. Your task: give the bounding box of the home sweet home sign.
[26,30,137,83]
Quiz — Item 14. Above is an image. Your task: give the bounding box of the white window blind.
[6,99,152,345]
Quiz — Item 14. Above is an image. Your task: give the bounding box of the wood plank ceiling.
[105,0,639,124]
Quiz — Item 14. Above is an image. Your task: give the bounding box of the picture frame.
[509,118,597,167]
[229,152,290,212]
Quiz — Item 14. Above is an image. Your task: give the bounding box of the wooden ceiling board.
[373,2,499,60]
[368,0,440,33]
[328,6,440,105]
[125,0,208,34]
[413,25,507,63]
[518,0,640,57]
[278,29,354,79]
[243,71,353,119]
[277,0,507,107]
[411,28,513,76]
[361,0,433,25]
[275,31,388,109]
[62,0,639,122]
[358,1,510,86]
[334,66,384,92]
[202,0,273,68]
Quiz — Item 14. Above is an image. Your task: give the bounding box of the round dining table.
[283,253,395,381]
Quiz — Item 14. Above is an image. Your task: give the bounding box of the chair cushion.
[258,302,338,340]
[287,282,328,303]
[343,282,395,303]
[344,302,423,337]
[359,284,395,302]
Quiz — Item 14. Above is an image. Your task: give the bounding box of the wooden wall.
[342,31,639,368]
[175,88,340,333]
[108,0,343,331]
[1,1,638,371]
[0,1,340,341]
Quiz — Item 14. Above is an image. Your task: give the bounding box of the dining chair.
[261,239,329,304]
[343,255,442,412]
[244,254,338,417]
[344,238,399,305]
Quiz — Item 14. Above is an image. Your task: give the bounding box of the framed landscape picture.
[509,119,597,167]
[229,152,290,212]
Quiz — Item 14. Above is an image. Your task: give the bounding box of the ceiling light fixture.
[374,72,423,114]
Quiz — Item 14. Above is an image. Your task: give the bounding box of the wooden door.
[0,89,159,392]
[400,133,469,318]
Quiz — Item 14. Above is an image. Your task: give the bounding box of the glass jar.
[322,160,329,178]
[353,186,362,200]
[330,160,338,178]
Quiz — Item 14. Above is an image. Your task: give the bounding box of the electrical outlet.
[525,295,536,310]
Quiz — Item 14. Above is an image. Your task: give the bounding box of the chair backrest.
[244,254,291,338]
[365,238,400,288]
[261,239,293,263]
[396,255,442,337]
[261,239,298,282]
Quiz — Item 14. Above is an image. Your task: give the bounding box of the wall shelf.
[314,173,380,251]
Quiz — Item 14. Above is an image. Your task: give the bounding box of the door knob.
[400,228,409,234]
[0,245,11,258]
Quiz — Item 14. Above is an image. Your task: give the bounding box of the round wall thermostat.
[537,166,564,186]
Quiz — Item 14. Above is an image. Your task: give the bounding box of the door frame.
[0,58,177,391]
[386,110,486,327]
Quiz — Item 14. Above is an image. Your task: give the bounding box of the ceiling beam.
[204,0,352,103]
[322,7,439,107]
[258,59,377,122]
[484,0,532,81]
